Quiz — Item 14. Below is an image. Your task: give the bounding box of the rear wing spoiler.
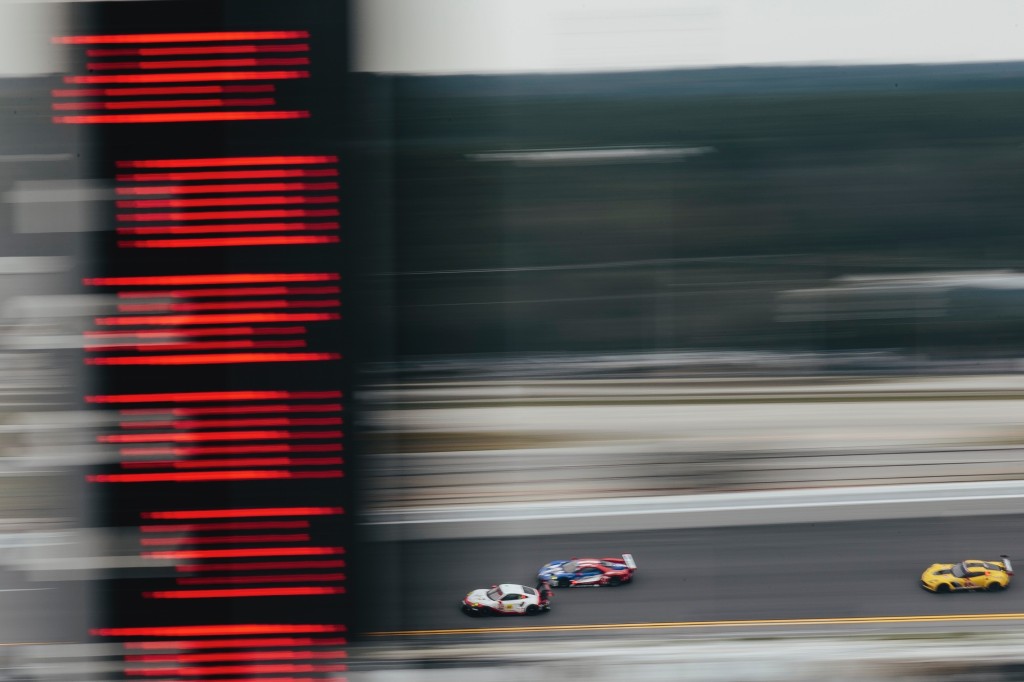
[622,553,636,569]
[1002,555,1014,576]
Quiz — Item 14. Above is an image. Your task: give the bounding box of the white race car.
[461,583,550,616]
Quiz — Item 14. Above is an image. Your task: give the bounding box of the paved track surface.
[360,513,1024,635]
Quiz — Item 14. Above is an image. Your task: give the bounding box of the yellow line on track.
[366,613,1024,637]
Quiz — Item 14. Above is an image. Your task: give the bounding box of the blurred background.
[2,0,1024,680]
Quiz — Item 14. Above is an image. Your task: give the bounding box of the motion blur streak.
[55,110,310,124]
[90,624,345,636]
[87,44,310,57]
[143,586,344,599]
[85,273,339,285]
[116,155,336,168]
[53,85,277,96]
[125,649,346,661]
[89,470,342,483]
[52,98,277,110]
[142,507,343,519]
[119,235,339,248]
[122,636,347,649]
[143,547,343,559]
[369,613,1024,637]
[54,30,309,44]
[176,560,346,572]
[88,57,309,70]
[88,390,341,403]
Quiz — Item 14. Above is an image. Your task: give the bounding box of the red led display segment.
[83,272,341,366]
[67,3,355,679]
[52,31,312,124]
[88,390,344,483]
[108,155,341,249]
[133,504,345,600]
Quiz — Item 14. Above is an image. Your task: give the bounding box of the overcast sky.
[354,0,1024,74]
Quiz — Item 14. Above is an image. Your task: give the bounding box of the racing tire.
[557,578,570,588]
[525,605,540,615]
[988,581,1005,592]
[608,577,621,586]
[935,584,951,594]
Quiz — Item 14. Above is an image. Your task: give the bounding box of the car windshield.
[561,561,578,573]
[486,588,502,601]
[951,563,967,578]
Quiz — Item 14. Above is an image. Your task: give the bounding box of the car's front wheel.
[557,578,570,588]
[526,605,539,615]
[935,584,951,593]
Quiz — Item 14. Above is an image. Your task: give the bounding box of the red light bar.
[54,31,310,45]
[87,340,307,352]
[145,586,344,600]
[117,155,337,168]
[86,273,338,286]
[91,623,344,636]
[99,429,342,443]
[118,223,339,236]
[116,286,339,297]
[122,404,342,417]
[118,300,339,313]
[84,326,307,338]
[116,195,337,209]
[141,533,310,546]
[123,457,343,469]
[123,417,342,428]
[86,352,340,365]
[88,57,309,70]
[116,182,338,195]
[120,235,339,248]
[87,390,341,403]
[88,44,309,58]
[127,649,346,662]
[143,546,343,559]
[177,573,345,586]
[176,559,345,572]
[54,85,275,97]
[123,636,347,649]
[117,208,338,221]
[66,70,308,85]
[140,521,309,532]
[89,470,342,483]
[95,312,339,325]
[125,662,347,676]
[121,444,342,457]
[55,111,309,124]
[53,98,276,111]
[142,507,342,519]
[118,169,337,182]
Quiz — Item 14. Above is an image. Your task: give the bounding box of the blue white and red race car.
[538,554,636,587]
[461,583,550,616]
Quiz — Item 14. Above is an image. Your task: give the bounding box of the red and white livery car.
[461,583,549,616]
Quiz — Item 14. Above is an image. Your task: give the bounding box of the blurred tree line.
[366,64,1024,360]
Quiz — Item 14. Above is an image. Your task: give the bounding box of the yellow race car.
[920,555,1014,593]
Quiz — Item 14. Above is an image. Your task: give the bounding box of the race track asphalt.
[359,513,1024,636]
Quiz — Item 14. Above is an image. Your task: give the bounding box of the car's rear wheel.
[989,581,1005,592]
[935,584,951,593]
[526,605,539,615]
[608,576,621,586]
